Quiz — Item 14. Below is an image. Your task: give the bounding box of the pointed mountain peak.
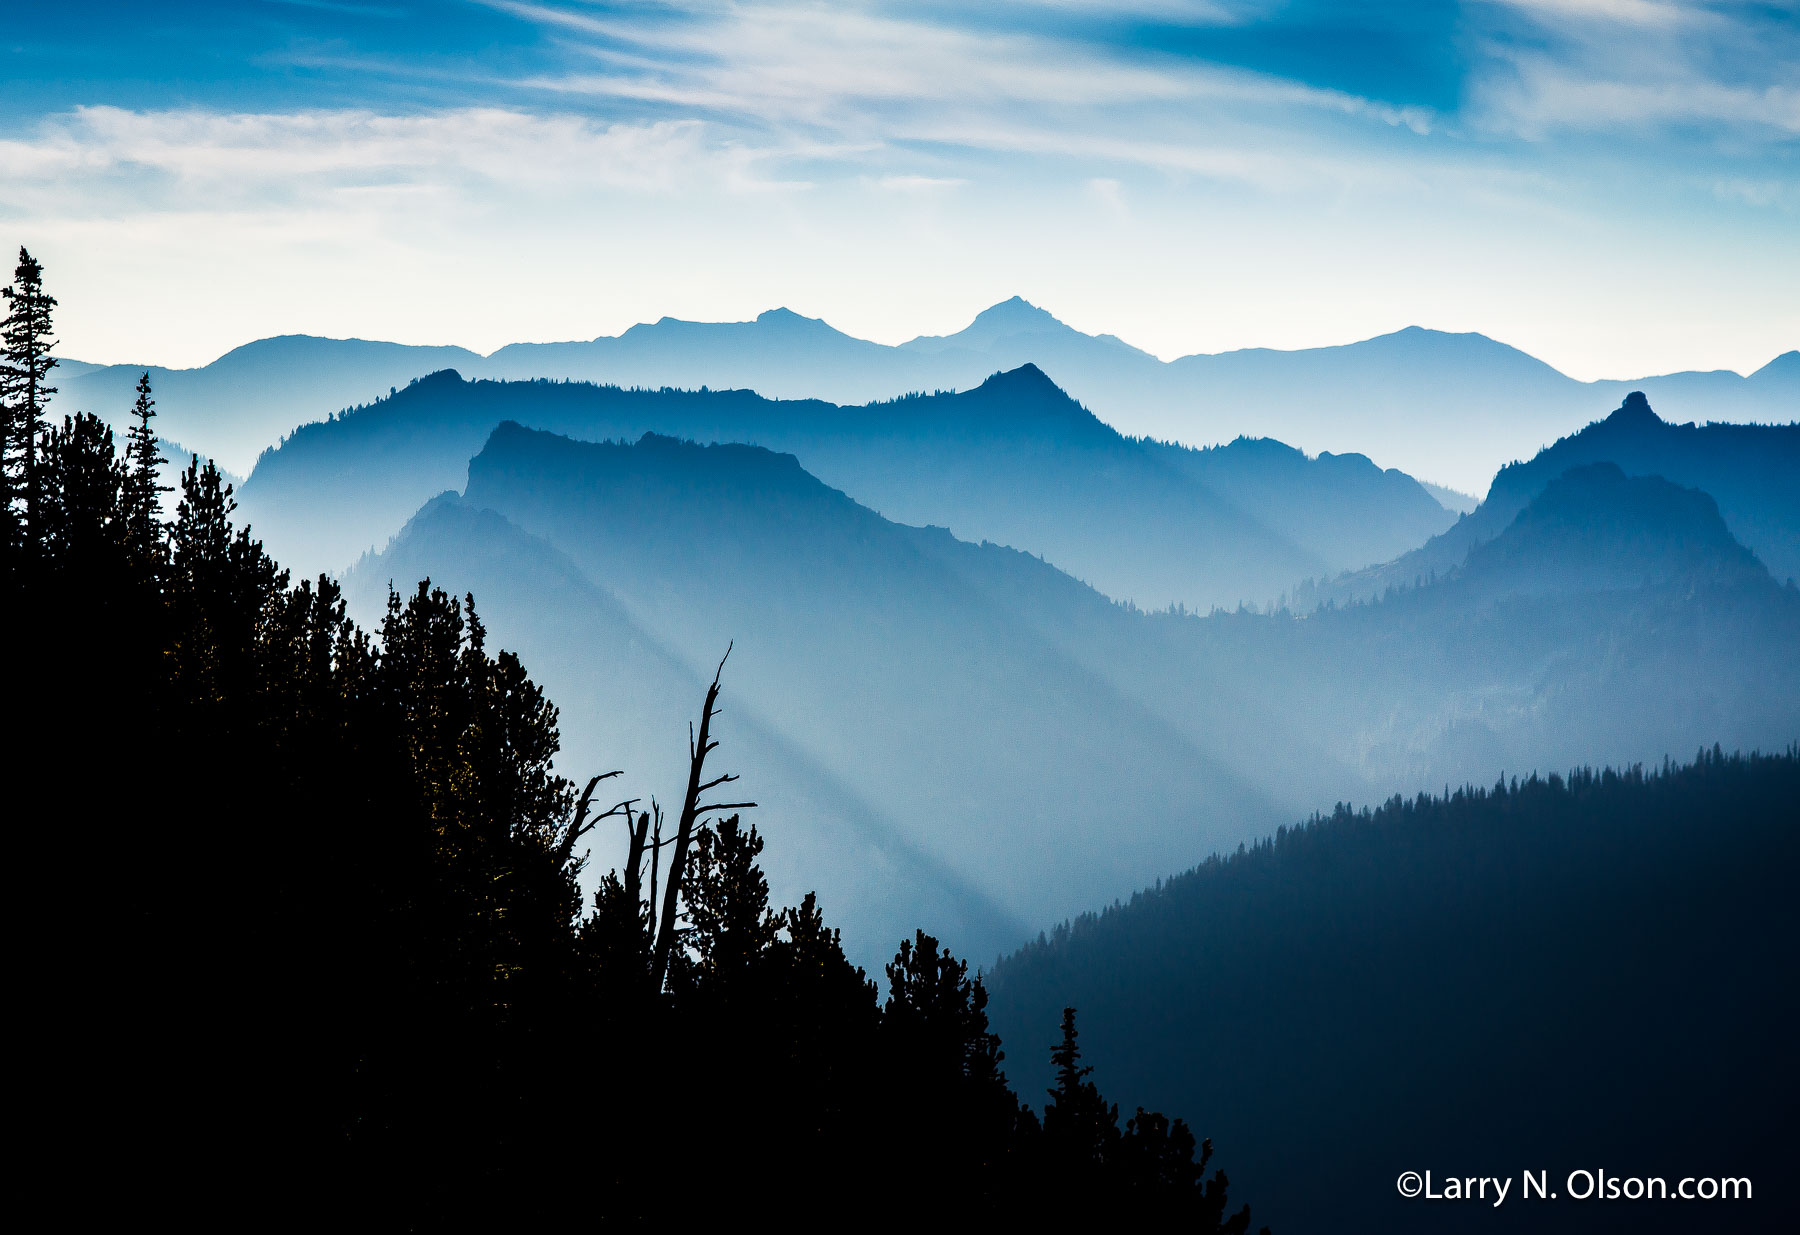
[387,368,465,398]
[1606,390,1661,426]
[969,296,1065,333]
[901,297,1085,354]
[1749,349,1799,383]
[975,362,1064,395]
[750,306,856,339]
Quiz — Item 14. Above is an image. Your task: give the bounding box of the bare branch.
[651,643,749,991]
[646,803,663,927]
[693,801,757,817]
[555,770,624,867]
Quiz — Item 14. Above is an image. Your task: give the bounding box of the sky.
[2,0,1796,379]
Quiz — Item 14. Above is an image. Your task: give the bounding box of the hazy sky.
[4,0,1796,378]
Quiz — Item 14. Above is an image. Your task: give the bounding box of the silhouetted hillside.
[986,748,1800,1233]
[238,366,1456,608]
[1304,391,1800,605]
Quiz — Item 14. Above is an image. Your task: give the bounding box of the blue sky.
[3,1,1796,377]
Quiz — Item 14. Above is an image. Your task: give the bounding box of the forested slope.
[988,750,1800,1233]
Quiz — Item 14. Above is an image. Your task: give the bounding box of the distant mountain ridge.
[347,417,1800,969]
[1457,463,1765,599]
[349,487,1032,961]
[1301,391,1800,606]
[236,365,1456,610]
[55,301,1796,488]
[347,423,1304,965]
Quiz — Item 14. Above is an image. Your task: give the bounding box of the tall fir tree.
[1045,1005,1120,1169]
[1,247,60,553]
[122,370,169,563]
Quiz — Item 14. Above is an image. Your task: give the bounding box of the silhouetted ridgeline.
[987,749,1800,1234]
[238,364,1457,608]
[55,296,1798,492]
[1300,391,1800,606]
[6,252,1266,1231]
[343,421,1293,968]
[341,415,1800,970]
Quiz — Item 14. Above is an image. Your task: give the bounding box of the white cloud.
[1478,0,1697,27]
[0,105,811,218]
[1470,0,1800,140]
[492,0,1436,146]
[1480,60,1800,138]
[867,174,967,193]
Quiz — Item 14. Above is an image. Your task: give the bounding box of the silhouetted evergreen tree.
[38,413,126,578]
[122,370,168,566]
[1,247,57,556]
[1045,1005,1120,1170]
[675,814,780,995]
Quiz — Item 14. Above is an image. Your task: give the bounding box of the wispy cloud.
[1469,0,1800,140]
[488,3,1436,143]
[0,105,802,217]
[1480,0,1695,26]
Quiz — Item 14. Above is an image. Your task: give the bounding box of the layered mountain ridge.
[55,299,1797,490]
[344,413,1800,971]
[1298,391,1800,606]
[237,365,1456,610]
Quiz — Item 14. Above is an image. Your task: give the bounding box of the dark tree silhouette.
[122,370,168,563]
[12,262,1272,1233]
[1,246,58,553]
[649,644,755,991]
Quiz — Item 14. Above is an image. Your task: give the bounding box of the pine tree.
[679,815,780,995]
[122,371,169,563]
[37,413,126,570]
[1,248,60,552]
[1043,1006,1120,1170]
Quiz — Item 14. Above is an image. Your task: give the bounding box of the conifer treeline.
[5,249,1263,1231]
[987,748,1800,1232]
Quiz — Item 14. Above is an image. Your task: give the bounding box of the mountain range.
[342,424,1307,963]
[55,298,1796,491]
[1301,391,1800,605]
[238,365,1456,610]
[341,412,1800,969]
